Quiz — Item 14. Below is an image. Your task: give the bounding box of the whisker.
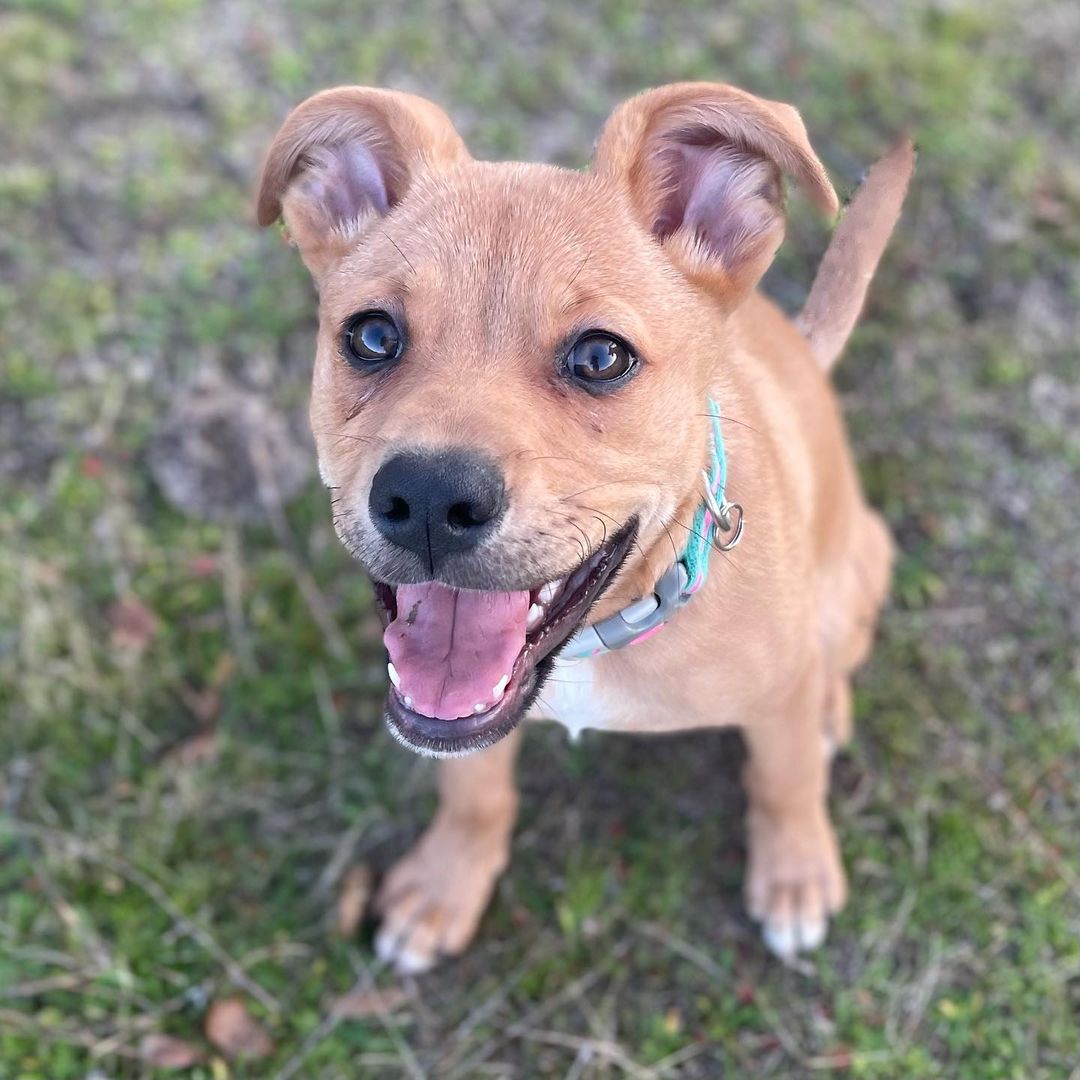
[539,677,603,685]
[575,503,650,567]
[518,453,595,467]
[548,510,592,563]
[382,230,416,275]
[313,430,386,444]
[695,412,760,435]
[660,519,679,565]
[535,528,584,562]
[559,244,593,312]
[667,517,741,575]
[559,478,661,501]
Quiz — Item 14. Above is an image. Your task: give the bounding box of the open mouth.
[372,520,638,756]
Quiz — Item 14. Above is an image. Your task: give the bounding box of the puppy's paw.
[374,822,510,975]
[744,809,847,960]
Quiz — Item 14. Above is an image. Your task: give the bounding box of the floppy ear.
[593,83,838,301]
[255,87,469,277]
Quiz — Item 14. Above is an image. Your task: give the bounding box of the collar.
[561,399,744,660]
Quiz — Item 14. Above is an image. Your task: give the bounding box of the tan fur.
[256,82,906,970]
[797,137,916,370]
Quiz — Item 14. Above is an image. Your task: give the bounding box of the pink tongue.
[384,582,529,720]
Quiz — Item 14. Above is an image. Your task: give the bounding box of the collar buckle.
[559,562,690,660]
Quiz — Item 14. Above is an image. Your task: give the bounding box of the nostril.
[446,500,487,531]
[383,496,410,523]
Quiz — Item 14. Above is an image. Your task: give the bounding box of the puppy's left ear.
[594,83,838,301]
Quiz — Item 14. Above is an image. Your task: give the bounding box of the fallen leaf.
[334,863,373,938]
[162,728,220,768]
[209,652,237,686]
[107,596,159,654]
[190,552,220,576]
[139,1033,205,1068]
[176,652,236,726]
[204,997,274,1060]
[32,561,62,587]
[1032,186,1072,227]
[822,1046,853,1069]
[80,454,105,479]
[662,1007,683,1035]
[331,985,409,1019]
[178,684,223,726]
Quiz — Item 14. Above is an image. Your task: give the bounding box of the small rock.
[204,997,274,1060]
[138,1033,205,1068]
[331,985,409,1019]
[107,596,159,654]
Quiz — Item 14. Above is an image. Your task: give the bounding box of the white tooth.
[492,674,510,699]
[539,580,562,605]
[473,702,487,714]
[387,662,401,689]
[403,695,413,708]
[527,603,544,629]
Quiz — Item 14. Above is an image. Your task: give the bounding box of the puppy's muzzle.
[368,449,507,573]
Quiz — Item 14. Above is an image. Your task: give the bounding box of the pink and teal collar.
[561,400,743,659]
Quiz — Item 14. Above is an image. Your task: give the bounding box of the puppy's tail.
[796,138,915,372]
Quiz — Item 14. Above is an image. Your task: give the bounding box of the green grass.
[3,0,1080,1076]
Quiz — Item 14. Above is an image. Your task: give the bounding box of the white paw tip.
[799,917,827,951]
[393,946,435,975]
[373,928,397,964]
[762,920,798,959]
[762,916,827,958]
[374,928,434,975]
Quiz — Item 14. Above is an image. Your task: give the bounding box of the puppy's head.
[256,83,836,755]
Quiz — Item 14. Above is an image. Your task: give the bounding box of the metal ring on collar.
[713,502,744,550]
[700,469,745,551]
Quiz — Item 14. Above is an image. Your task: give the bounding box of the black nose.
[368,450,507,570]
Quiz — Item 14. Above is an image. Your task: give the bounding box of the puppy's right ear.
[255,87,469,277]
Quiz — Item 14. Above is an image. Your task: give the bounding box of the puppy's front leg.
[742,666,847,959]
[374,729,521,974]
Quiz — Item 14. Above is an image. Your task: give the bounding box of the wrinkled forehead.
[321,162,670,343]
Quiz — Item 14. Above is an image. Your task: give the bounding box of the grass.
[2,0,1080,1076]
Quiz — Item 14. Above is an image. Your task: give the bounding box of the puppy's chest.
[531,655,627,739]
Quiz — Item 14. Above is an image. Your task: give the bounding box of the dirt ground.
[2,1,1079,1077]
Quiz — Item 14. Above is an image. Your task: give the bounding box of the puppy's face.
[257,85,836,755]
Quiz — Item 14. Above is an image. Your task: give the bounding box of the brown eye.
[343,311,402,367]
[567,333,637,388]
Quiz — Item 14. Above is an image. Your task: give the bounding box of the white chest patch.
[531,655,612,740]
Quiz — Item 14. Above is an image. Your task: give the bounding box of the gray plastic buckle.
[561,562,691,660]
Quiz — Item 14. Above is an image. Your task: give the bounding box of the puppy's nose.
[369,450,507,569]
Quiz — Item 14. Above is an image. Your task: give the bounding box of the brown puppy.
[256,84,911,973]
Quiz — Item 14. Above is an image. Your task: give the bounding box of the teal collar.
[562,398,743,660]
